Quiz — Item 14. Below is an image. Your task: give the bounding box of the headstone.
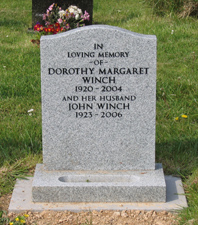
[32,25,166,203]
[32,0,93,27]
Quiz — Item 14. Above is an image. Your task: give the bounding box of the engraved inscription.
[47,43,150,119]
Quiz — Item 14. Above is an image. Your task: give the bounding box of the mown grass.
[179,168,198,223]
[0,0,42,195]
[0,0,198,224]
[145,0,198,17]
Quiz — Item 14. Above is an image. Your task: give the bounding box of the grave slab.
[40,25,157,171]
[31,25,166,203]
[9,175,187,212]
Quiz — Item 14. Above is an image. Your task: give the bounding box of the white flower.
[77,8,82,15]
[75,14,80,20]
[58,10,66,19]
[68,5,78,13]
[28,109,34,113]
[68,5,82,20]
[171,30,174,34]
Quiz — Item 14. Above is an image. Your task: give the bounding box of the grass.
[178,169,198,224]
[0,0,42,195]
[0,211,30,225]
[145,0,198,17]
[0,0,198,224]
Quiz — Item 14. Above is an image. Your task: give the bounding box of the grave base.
[9,175,188,212]
[32,163,166,203]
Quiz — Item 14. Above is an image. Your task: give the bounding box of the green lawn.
[0,0,198,224]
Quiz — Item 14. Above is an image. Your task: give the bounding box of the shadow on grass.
[156,138,198,177]
[1,135,197,177]
[0,18,28,27]
[0,140,42,167]
[0,122,42,167]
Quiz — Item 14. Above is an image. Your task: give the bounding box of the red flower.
[48,24,54,29]
[55,23,60,27]
[34,24,41,31]
[39,26,44,31]
[56,27,60,33]
[34,23,45,32]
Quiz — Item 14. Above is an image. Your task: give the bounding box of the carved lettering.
[97,103,130,110]
[48,68,95,75]
[99,67,149,75]
[82,76,116,84]
[47,46,150,119]
[98,52,129,58]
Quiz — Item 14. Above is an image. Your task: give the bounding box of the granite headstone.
[32,25,166,203]
[32,0,93,27]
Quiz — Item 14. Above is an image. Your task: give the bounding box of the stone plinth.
[32,164,166,202]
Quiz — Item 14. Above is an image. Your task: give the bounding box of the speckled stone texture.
[40,25,157,171]
[32,0,93,27]
[10,176,188,211]
[32,25,167,203]
[32,164,166,202]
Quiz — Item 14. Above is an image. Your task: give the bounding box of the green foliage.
[0,155,41,196]
[146,0,184,15]
[0,211,29,225]
[0,211,9,225]
[46,3,60,24]
[179,169,198,224]
[145,0,198,17]
[0,0,42,168]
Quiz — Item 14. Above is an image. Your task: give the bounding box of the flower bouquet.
[32,3,90,42]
